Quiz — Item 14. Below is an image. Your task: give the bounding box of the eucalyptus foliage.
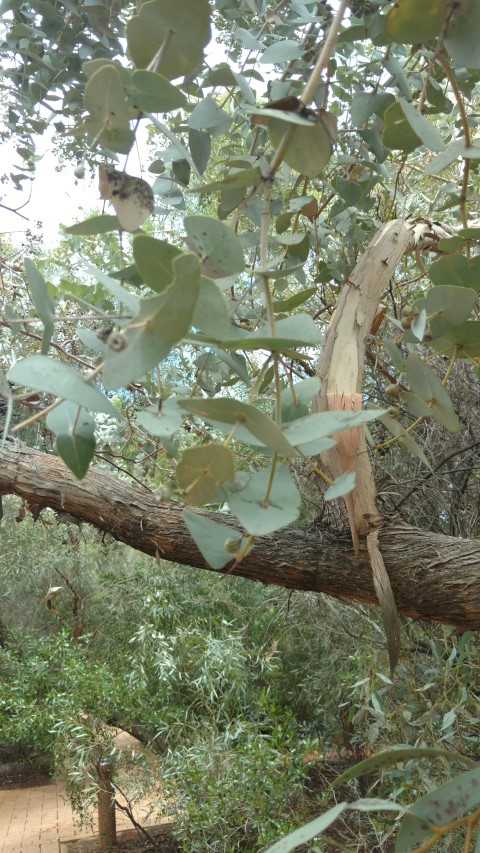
[2,0,480,849]
[3,0,480,563]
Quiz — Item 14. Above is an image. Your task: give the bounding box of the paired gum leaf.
[229,464,300,535]
[428,254,480,290]
[84,65,134,154]
[332,746,475,789]
[188,129,211,175]
[396,766,480,851]
[192,312,323,352]
[383,340,405,373]
[415,286,477,338]
[192,277,234,339]
[424,140,480,176]
[177,397,296,456]
[177,444,235,505]
[127,0,211,79]
[324,471,356,500]
[279,377,321,423]
[430,321,480,360]
[136,398,184,439]
[189,95,231,130]
[188,167,261,195]
[84,262,140,312]
[405,353,460,432]
[397,98,444,152]
[103,253,200,390]
[382,101,422,153]
[266,800,407,853]
[282,408,384,447]
[131,70,187,113]
[445,0,480,70]
[379,411,432,470]
[259,39,303,64]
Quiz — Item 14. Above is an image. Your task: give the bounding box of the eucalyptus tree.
[1,1,480,845]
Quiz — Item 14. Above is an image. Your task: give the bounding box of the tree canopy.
[1,0,480,625]
[1,0,480,849]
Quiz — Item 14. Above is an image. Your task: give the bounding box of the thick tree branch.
[1,441,479,630]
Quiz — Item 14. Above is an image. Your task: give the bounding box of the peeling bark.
[1,441,479,631]
[314,218,416,534]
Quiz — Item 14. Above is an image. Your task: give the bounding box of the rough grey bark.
[1,441,479,630]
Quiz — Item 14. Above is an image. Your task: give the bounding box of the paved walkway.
[0,778,162,853]
[0,730,167,852]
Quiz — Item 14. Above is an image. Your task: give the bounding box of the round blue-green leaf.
[397,98,444,152]
[64,215,120,235]
[177,444,235,505]
[136,398,183,438]
[84,65,134,154]
[193,277,233,339]
[428,254,480,290]
[382,101,421,153]
[259,40,303,64]
[188,129,211,175]
[411,307,427,341]
[430,321,480,359]
[189,95,231,130]
[445,0,480,69]
[282,409,384,447]
[280,377,321,423]
[131,70,187,113]
[324,471,356,500]
[405,353,460,431]
[103,253,200,390]
[47,402,96,479]
[184,510,246,570]
[184,215,244,276]
[229,464,300,536]
[133,235,182,293]
[8,355,120,417]
[268,112,336,178]
[127,0,211,78]
[416,286,477,329]
[383,0,447,43]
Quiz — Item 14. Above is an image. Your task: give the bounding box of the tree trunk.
[97,758,117,851]
[1,440,479,630]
